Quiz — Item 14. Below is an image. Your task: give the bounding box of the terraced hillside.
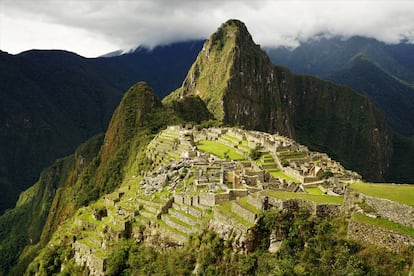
[26,125,414,275]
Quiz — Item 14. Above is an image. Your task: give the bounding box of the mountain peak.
[164,19,393,181]
[100,81,162,159]
[164,19,274,124]
[211,19,253,45]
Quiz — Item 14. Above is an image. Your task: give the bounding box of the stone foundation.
[345,189,414,228]
[347,220,414,252]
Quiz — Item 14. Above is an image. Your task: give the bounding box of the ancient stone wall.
[231,202,257,223]
[345,189,414,228]
[214,193,231,204]
[212,208,249,233]
[247,195,263,210]
[282,167,304,183]
[347,220,414,252]
[73,241,106,276]
[199,193,216,206]
[229,189,248,200]
[162,214,191,233]
[315,204,341,218]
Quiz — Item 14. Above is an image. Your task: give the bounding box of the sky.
[1,0,414,58]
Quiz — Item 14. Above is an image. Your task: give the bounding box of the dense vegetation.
[266,36,414,137]
[0,134,103,275]
[0,41,202,214]
[2,19,414,275]
[0,82,182,274]
[27,209,413,275]
[166,19,394,182]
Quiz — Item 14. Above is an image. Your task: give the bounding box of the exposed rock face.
[165,19,393,181]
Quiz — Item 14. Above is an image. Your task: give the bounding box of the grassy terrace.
[278,150,306,157]
[352,213,414,237]
[216,201,254,227]
[270,171,301,183]
[277,150,307,162]
[157,219,188,237]
[197,140,244,160]
[351,182,414,207]
[237,197,261,214]
[255,153,301,183]
[306,187,325,195]
[263,190,343,205]
[79,238,106,258]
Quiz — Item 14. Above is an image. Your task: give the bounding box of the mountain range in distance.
[0,41,203,213]
[1,21,414,217]
[1,19,413,275]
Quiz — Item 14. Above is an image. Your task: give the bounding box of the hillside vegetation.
[0,82,181,274]
[266,36,414,136]
[0,41,201,214]
[1,19,414,275]
[166,19,393,182]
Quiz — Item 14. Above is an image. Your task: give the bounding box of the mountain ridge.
[1,19,414,275]
[0,41,202,214]
[266,36,414,136]
[166,19,393,181]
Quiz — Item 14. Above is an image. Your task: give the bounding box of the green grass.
[157,219,188,237]
[352,213,414,237]
[278,151,306,158]
[306,187,325,195]
[77,211,101,225]
[237,197,261,214]
[270,171,300,183]
[263,190,343,205]
[351,182,414,207]
[165,214,192,229]
[216,202,253,227]
[197,140,244,160]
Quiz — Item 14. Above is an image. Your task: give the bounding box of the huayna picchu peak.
[1,19,414,275]
[165,19,392,182]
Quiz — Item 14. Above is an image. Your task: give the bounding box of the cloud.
[1,0,414,57]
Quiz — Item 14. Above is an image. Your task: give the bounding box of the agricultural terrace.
[256,153,300,183]
[197,140,245,160]
[305,187,325,195]
[263,190,344,205]
[352,213,414,237]
[351,182,414,207]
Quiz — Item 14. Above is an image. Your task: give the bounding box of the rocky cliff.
[165,19,393,181]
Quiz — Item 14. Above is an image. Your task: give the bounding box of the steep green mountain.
[265,37,414,136]
[16,121,414,275]
[0,82,181,274]
[0,41,202,214]
[1,20,413,273]
[165,19,393,182]
[0,50,120,214]
[0,133,103,275]
[328,54,414,135]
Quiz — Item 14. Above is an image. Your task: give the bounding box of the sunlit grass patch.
[351,182,414,207]
[197,140,244,160]
[263,190,343,205]
[352,213,414,237]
